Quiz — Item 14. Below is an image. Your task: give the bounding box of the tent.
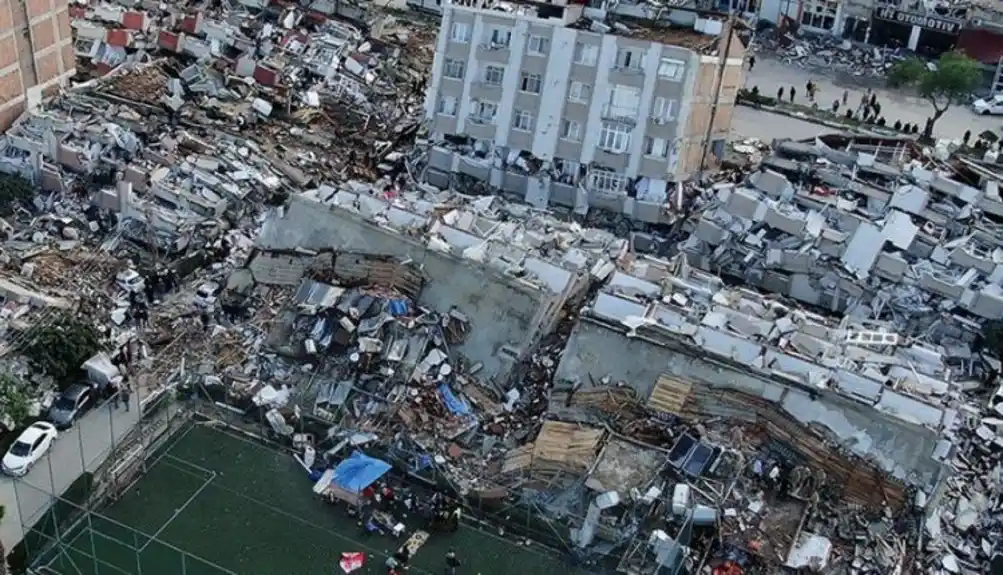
[332,451,392,494]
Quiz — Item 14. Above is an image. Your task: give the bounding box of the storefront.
[869,7,961,56]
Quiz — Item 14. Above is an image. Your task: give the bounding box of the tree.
[887,53,982,140]
[22,314,102,389]
[0,375,31,431]
[0,174,33,216]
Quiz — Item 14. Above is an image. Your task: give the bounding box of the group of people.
[385,547,461,575]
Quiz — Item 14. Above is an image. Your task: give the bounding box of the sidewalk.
[745,57,985,140]
[0,394,141,552]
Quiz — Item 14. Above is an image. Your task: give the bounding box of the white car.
[194,282,220,308]
[116,269,145,293]
[973,94,1003,115]
[3,422,58,476]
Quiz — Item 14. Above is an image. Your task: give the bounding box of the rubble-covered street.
[1,1,1003,575]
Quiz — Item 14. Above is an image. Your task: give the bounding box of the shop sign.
[874,7,961,34]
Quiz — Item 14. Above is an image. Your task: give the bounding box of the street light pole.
[699,9,737,174]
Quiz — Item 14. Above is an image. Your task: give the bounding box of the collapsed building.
[2,0,1002,573]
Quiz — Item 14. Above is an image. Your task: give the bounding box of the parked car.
[115,269,145,293]
[48,383,95,429]
[972,94,1003,115]
[194,281,221,308]
[2,422,58,476]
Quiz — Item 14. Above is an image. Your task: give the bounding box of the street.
[0,394,139,553]
[745,57,987,141]
[731,105,833,142]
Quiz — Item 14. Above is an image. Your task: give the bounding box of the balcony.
[601,104,638,124]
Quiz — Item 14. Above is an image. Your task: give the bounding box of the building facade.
[423,1,744,223]
[0,0,76,131]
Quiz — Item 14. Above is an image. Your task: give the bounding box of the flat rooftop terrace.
[28,425,579,575]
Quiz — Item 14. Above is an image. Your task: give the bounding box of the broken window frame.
[573,43,599,66]
[513,109,535,132]
[483,65,505,86]
[657,57,685,81]
[651,97,677,122]
[560,119,582,142]
[615,48,643,71]
[436,96,458,116]
[519,72,542,94]
[800,0,838,31]
[527,35,550,55]
[489,27,512,48]
[607,85,641,118]
[598,121,631,154]
[450,22,471,43]
[443,58,465,80]
[588,168,626,195]
[643,136,668,159]
[472,100,498,123]
[568,81,592,103]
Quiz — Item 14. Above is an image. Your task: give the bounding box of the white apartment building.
[422,1,745,223]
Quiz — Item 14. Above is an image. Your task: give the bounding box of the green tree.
[0,174,33,216]
[22,314,102,389]
[0,374,31,431]
[887,53,982,140]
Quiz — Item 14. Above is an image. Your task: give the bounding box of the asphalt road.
[730,105,833,142]
[745,57,987,141]
[0,394,139,553]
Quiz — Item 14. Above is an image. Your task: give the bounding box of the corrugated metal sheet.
[647,374,692,416]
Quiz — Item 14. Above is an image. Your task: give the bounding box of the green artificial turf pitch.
[36,424,579,575]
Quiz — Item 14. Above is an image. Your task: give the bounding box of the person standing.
[805,80,814,102]
[776,86,783,102]
[789,86,796,103]
[445,548,460,575]
[121,382,132,412]
[748,55,756,71]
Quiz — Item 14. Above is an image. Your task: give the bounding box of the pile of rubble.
[754,31,908,81]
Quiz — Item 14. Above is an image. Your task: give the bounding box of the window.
[436,96,458,116]
[644,137,668,158]
[615,49,642,71]
[555,159,580,179]
[489,27,512,48]
[560,119,581,141]
[800,0,838,31]
[651,97,677,121]
[658,58,685,81]
[443,58,465,80]
[450,22,471,43]
[513,109,534,131]
[520,73,542,94]
[528,35,549,55]
[574,43,599,66]
[484,65,505,86]
[598,121,630,153]
[589,168,626,194]
[472,101,497,123]
[568,81,591,103]
[605,85,641,117]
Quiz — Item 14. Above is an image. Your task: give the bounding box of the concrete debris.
[754,31,908,81]
[5,2,1003,574]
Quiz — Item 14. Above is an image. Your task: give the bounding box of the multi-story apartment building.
[422,0,744,223]
[0,0,76,131]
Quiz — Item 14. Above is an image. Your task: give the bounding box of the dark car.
[48,383,94,429]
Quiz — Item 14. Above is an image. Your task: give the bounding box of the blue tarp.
[438,383,471,416]
[388,299,409,316]
[331,451,392,493]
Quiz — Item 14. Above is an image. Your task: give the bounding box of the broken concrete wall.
[554,318,946,493]
[258,198,562,384]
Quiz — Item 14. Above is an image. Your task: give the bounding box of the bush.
[736,88,777,107]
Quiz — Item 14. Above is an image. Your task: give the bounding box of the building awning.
[957,29,1003,64]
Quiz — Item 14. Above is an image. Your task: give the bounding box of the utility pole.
[698,9,736,175]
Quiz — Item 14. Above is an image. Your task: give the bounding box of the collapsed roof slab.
[552,318,949,500]
[257,197,573,385]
